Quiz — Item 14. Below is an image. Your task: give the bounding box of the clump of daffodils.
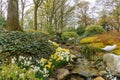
[50,47,71,67]
[36,58,53,79]
[48,40,59,48]
[37,47,71,79]
[51,47,70,61]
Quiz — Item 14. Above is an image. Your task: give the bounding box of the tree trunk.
[21,0,25,28]
[59,1,64,33]
[21,7,24,28]
[34,5,38,30]
[7,0,22,31]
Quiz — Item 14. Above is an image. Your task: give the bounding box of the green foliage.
[79,45,101,60]
[61,31,79,44]
[83,25,106,37]
[76,25,86,36]
[0,16,6,28]
[62,32,79,39]
[0,63,41,80]
[0,31,55,61]
[0,64,25,80]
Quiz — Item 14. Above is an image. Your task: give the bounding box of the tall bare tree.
[20,0,27,28]
[76,1,91,27]
[7,0,22,31]
[38,0,74,33]
[33,0,44,30]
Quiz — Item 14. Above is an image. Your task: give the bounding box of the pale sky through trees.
[84,0,96,3]
[84,0,96,6]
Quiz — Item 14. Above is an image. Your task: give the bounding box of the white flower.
[19,56,24,60]
[34,66,40,71]
[26,61,31,66]
[11,57,16,63]
[11,58,15,63]
[43,68,49,75]
[29,57,32,60]
[19,73,24,77]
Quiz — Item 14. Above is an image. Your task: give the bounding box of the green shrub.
[62,32,79,39]
[76,25,86,36]
[0,31,55,62]
[79,45,101,60]
[61,31,79,44]
[83,25,106,37]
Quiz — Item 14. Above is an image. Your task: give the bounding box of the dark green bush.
[61,31,79,44]
[83,25,106,37]
[0,31,55,60]
[76,25,86,36]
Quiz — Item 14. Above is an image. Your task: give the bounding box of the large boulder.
[103,53,120,76]
[93,77,105,80]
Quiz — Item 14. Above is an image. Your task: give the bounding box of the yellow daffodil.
[48,40,59,48]
[56,56,63,61]
[45,61,52,68]
[56,47,69,53]
[51,54,58,59]
[40,58,47,63]
[53,42,59,47]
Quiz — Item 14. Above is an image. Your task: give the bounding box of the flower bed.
[0,41,71,80]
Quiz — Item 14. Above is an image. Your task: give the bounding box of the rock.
[47,78,56,80]
[93,77,105,80]
[70,75,84,80]
[71,54,99,78]
[103,53,120,76]
[64,74,86,80]
[56,68,70,80]
[71,65,98,78]
[70,54,77,62]
[99,71,107,76]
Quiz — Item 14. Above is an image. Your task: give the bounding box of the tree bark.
[7,0,22,31]
[34,5,38,30]
[21,0,26,28]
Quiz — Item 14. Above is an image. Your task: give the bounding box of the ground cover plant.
[0,31,55,63]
